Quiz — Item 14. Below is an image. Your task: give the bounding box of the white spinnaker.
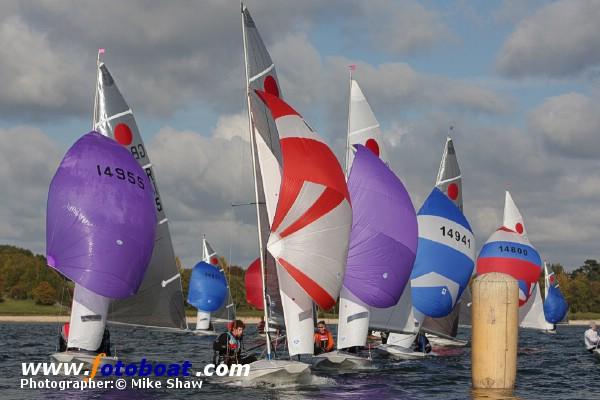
[519,283,553,331]
[67,285,110,351]
[196,310,211,331]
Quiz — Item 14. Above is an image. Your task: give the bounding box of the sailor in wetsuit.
[313,321,335,355]
[413,332,432,354]
[213,319,256,366]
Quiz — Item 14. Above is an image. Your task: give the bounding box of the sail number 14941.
[439,226,471,248]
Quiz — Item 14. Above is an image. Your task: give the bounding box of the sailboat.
[477,191,542,308]
[316,77,417,368]
[239,4,351,384]
[187,237,231,336]
[200,237,236,329]
[93,53,188,331]
[47,132,157,364]
[413,137,475,348]
[542,262,568,328]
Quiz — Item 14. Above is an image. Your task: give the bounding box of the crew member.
[314,321,335,355]
[585,321,599,353]
[213,319,256,366]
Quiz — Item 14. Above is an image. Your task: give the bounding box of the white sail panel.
[196,310,211,330]
[337,287,370,349]
[278,268,315,356]
[503,190,528,238]
[519,283,553,331]
[68,285,110,351]
[346,79,387,169]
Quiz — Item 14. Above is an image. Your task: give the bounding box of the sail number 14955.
[439,226,471,248]
[96,165,145,189]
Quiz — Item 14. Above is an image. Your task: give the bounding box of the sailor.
[213,319,256,366]
[313,321,335,355]
[58,322,69,352]
[413,332,432,354]
[97,328,112,356]
[257,316,266,335]
[584,321,599,353]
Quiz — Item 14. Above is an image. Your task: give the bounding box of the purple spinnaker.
[344,145,418,308]
[46,131,157,299]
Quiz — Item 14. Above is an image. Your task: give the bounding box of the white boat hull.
[377,344,428,359]
[312,350,371,370]
[215,359,311,386]
[427,335,468,347]
[192,329,217,336]
[50,351,118,367]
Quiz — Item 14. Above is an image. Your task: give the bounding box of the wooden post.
[472,272,519,390]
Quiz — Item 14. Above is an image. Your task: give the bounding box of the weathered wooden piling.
[471,272,519,390]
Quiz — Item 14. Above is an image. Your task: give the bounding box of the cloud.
[0,126,61,251]
[497,0,600,77]
[341,0,453,55]
[529,92,600,158]
[0,0,453,123]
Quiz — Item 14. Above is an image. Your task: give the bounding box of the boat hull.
[377,344,428,359]
[312,350,371,370]
[50,351,118,368]
[192,329,217,337]
[214,359,311,386]
[427,335,468,347]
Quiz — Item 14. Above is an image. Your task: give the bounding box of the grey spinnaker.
[94,61,187,330]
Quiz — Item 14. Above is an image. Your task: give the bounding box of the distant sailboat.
[519,280,554,332]
[47,132,157,364]
[93,54,187,331]
[322,77,417,367]
[201,237,236,328]
[542,262,568,327]
[414,137,475,348]
[187,241,229,336]
[240,4,351,384]
[477,191,542,307]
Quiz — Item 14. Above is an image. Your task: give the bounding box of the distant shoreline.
[0,315,590,325]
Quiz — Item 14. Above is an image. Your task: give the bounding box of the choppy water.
[0,322,598,399]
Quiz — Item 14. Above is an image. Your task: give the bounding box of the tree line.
[1,244,599,316]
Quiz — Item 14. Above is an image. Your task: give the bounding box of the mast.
[344,66,353,177]
[92,48,103,128]
[543,261,549,301]
[241,2,272,358]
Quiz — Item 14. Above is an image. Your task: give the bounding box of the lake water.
[1,323,598,399]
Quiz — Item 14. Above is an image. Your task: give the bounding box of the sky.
[1,0,600,271]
